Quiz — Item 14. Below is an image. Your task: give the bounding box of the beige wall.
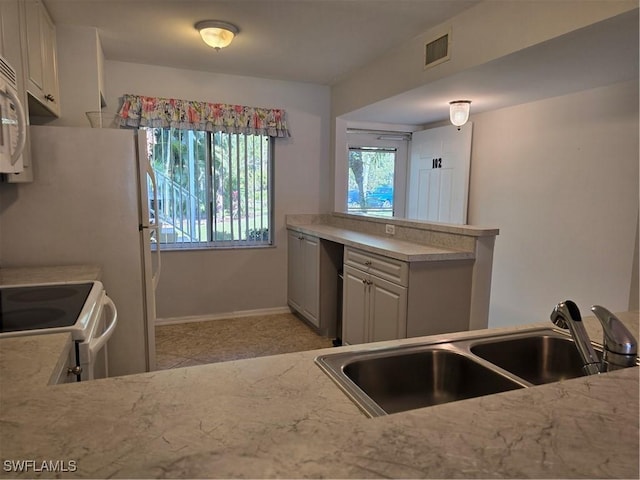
[331,0,636,118]
[104,61,331,319]
[330,0,637,215]
[468,80,639,327]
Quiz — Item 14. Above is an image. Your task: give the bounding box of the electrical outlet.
[385,224,395,235]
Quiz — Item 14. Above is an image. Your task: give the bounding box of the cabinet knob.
[44,94,55,102]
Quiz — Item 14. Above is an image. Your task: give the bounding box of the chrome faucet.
[550,300,638,375]
[590,305,638,371]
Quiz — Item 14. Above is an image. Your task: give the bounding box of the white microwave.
[0,55,26,174]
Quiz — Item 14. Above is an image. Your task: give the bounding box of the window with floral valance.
[115,93,291,137]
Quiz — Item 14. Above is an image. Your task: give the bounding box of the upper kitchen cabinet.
[21,0,60,117]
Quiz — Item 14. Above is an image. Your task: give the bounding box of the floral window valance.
[116,93,290,137]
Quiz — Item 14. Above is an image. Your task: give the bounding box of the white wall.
[468,80,639,327]
[330,1,637,212]
[104,61,331,318]
[331,0,636,118]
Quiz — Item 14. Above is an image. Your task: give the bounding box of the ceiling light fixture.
[195,20,239,51]
[449,100,471,129]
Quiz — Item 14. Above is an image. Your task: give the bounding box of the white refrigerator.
[0,125,160,376]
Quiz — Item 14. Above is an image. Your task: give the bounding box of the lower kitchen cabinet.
[342,264,407,345]
[342,246,474,345]
[287,229,342,337]
[287,230,320,326]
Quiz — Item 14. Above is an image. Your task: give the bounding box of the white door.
[407,123,472,224]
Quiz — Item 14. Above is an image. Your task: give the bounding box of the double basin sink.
[316,328,616,417]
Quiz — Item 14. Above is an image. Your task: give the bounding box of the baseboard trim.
[156,306,293,326]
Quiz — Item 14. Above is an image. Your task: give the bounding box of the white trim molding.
[156,306,293,326]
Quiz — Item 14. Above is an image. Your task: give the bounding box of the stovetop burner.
[0,283,94,333]
[8,286,80,303]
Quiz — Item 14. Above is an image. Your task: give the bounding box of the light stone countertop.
[286,223,474,262]
[331,212,500,237]
[0,311,638,479]
[0,265,102,286]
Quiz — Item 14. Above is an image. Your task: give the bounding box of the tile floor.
[155,312,334,370]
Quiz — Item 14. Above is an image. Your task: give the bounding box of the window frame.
[345,132,409,218]
[148,128,275,251]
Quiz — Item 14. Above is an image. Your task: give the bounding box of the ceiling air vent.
[425,31,450,69]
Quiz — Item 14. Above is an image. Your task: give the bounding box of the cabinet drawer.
[344,247,408,286]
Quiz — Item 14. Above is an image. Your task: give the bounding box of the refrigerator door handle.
[147,163,159,228]
[149,224,161,290]
[146,163,161,290]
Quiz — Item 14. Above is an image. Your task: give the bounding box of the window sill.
[153,243,276,252]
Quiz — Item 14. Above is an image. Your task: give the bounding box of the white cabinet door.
[287,230,320,328]
[342,264,407,345]
[22,0,59,115]
[369,275,407,342]
[287,230,304,311]
[407,123,472,224]
[301,235,320,326]
[342,265,368,345]
[39,5,59,114]
[24,0,44,93]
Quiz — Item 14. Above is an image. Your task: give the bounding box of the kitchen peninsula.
[0,266,638,478]
[287,213,499,341]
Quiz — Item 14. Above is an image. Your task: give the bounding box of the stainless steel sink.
[316,327,610,417]
[470,333,599,385]
[343,348,524,415]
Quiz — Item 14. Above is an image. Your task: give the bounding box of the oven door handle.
[89,295,118,358]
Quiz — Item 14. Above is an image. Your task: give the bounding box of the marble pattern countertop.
[286,223,474,262]
[0,307,638,478]
[0,265,102,285]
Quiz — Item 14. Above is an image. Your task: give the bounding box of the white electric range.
[0,281,118,381]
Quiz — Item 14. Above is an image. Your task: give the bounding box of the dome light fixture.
[449,100,471,129]
[195,20,239,51]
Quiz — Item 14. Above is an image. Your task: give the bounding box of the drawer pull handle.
[364,260,372,266]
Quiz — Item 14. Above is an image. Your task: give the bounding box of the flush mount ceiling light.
[449,100,471,129]
[195,20,239,51]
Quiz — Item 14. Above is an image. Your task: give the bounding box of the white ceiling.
[43,1,638,126]
[43,0,479,85]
